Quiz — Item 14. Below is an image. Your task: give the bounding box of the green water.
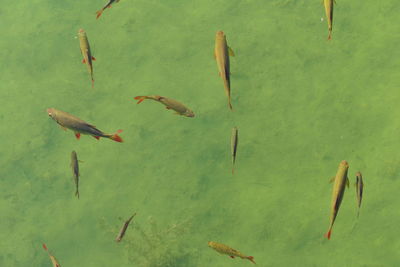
[1,0,399,266]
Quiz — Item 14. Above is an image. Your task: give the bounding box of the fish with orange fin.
[214,31,234,110]
[324,0,335,40]
[134,95,195,117]
[208,241,255,264]
[78,29,96,88]
[325,160,350,240]
[47,108,123,142]
[42,243,61,267]
[96,0,120,19]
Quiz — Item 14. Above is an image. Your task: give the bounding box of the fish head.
[47,108,55,118]
[340,160,349,168]
[216,30,225,39]
[78,29,86,37]
[207,241,214,247]
[184,109,195,118]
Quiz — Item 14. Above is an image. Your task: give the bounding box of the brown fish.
[96,0,120,19]
[42,243,61,267]
[355,172,364,218]
[208,241,255,264]
[325,160,349,240]
[134,95,195,117]
[78,29,96,88]
[71,151,80,199]
[324,0,335,40]
[214,31,234,110]
[116,213,136,242]
[47,108,123,142]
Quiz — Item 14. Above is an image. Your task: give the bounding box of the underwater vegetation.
[99,215,196,266]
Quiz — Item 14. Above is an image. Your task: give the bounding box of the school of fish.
[41,1,366,265]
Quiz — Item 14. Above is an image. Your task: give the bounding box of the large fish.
[115,213,136,242]
[231,127,238,174]
[208,241,255,264]
[47,108,123,142]
[134,95,195,117]
[42,243,61,267]
[214,31,234,110]
[78,29,96,88]
[96,0,120,19]
[325,160,349,240]
[71,151,80,199]
[355,172,364,218]
[324,0,335,40]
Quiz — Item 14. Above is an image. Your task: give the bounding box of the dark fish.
[47,108,123,142]
[96,0,120,19]
[231,127,238,174]
[71,151,80,199]
[355,172,364,217]
[116,213,136,242]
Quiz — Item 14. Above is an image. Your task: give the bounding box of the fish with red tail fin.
[42,243,61,267]
[47,108,123,142]
[208,241,255,264]
[325,160,349,239]
[96,0,120,19]
[78,29,95,88]
[134,95,195,117]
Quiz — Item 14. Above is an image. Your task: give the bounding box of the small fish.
[355,172,364,217]
[42,243,61,267]
[325,160,350,240]
[214,31,234,110]
[78,29,96,88]
[116,213,136,242]
[134,95,195,117]
[47,108,123,142]
[324,0,335,40]
[208,241,255,264]
[71,151,80,199]
[96,0,120,19]
[231,127,238,174]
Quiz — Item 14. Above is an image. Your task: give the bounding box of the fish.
[96,0,120,19]
[116,213,136,242]
[324,0,335,40]
[214,31,234,110]
[134,95,195,117]
[47,108,123,142]
[42,243,61,267]
[231,127,238,174]
[78,29,96,88]
[70,151,80,199]
[355,172,364,218]
[325,160,350,240]
[208,241,255,264]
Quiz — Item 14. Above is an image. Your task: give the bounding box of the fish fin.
[328,176,335,183]
[166,106,171,109]
[96,10,103,19]
[324,229,332,240]
[42,243,48,251]
[134,96,146,104]
[60,125,67,131]
[108,4,112,8]
[82,58,86,64]
[93,136,100,140]
[228,46,235,57]
[110,129,123,143]
[327,31,332,40]
[230,256,235,259]
[75,133,81,140]
[75,190,80,199]
[247,256,256,264]
[91,56,96,61]
[346,176,350,188]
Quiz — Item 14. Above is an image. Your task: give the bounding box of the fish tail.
[42,243,48,251]
[327,30,332,40]
[75,190,80,199]
[96,10,103,19]
[228,99,233,110]
[324,228,332,240]
[109,129,123,143]
[134,96,148,104]
[247,256,256,264]
[91,78,94,88]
